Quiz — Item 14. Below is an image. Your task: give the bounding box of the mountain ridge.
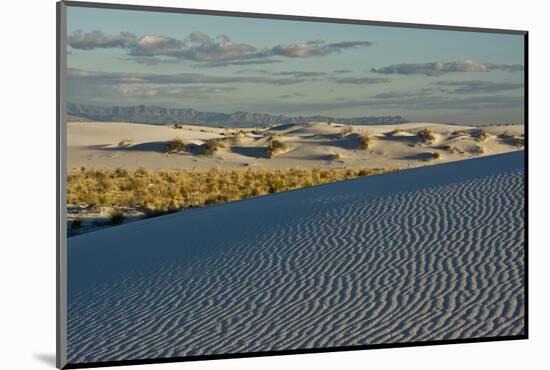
[67,102,408,127]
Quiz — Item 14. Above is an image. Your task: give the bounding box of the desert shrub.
[340,125,353,137]
[430,152,441,160]
[109,208,125,225]
[113,168,128,178]
[172,124,183,129]
[418,128,436,143]
[165,138,185,153]
[135,167,148,176]
[118,139,132,146]
[330,153,341,160]
[228,131,247,144]
[359,132,373,149]
[265,140,288,158]
[201,139,225,155]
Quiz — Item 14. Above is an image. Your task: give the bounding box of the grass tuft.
[201,139,225,155]
[165,138,185,153]
[358,132,373,149]
[118,139,133,146]
[417,128,436,144]
[109,208,125,225]
[265,140,288,158]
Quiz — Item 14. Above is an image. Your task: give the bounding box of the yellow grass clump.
[67,166,397,215]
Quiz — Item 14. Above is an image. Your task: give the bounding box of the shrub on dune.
[418,128,436,144]
[118,139,132,146]
[201,139,225,155]
[109,208,125,225]
[171,124,183,129]
[265,140,288,158]
[359,132,373,149]
[165,138,185,153]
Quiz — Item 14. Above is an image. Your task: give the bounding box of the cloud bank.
[371,60,523,76]
[68,30,373,66]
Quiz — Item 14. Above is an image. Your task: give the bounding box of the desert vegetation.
[165,138,185,153]
[67,166,396,216]
[358,132,373,149]
[109,208,125,225]
[201,139,225,155]
[118,139,133,147]
[417,128,436,144]
[265,140,289,158]
[172,124,183,129]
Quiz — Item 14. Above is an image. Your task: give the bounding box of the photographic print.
[58,1,526,368]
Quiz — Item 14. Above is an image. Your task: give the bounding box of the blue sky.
[66,5,525,124]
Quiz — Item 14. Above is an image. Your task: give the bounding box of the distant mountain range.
[67,102,408,127]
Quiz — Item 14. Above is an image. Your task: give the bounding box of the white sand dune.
[67,121,524,170]
[67,152,525,364]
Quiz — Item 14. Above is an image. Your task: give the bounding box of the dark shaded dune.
[67,152,525,364]
[90,141,168,153]
[231,146,268,159]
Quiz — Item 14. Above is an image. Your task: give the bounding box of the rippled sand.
[67,152,525,364]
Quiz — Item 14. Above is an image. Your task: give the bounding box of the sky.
[65,6,525,124]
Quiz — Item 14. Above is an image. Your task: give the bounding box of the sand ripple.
[67,152,525,364]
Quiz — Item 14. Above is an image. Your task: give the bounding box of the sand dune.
[68,121,524,170]
[67,152,525,364]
